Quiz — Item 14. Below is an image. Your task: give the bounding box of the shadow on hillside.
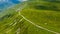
[44,0,60,3]
[34,5,60,11]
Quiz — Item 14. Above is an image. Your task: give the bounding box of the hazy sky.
[0,0,27,10]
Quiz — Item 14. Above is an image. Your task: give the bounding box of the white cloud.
[18,0,27,2]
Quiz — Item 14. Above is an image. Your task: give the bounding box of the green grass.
[20,0,60,34]
[0,0,60,34]
[20,20,55,34]
[0,3,24,34]
[21,8,60,33]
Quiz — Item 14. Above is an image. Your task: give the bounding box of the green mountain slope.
[20,0,60,34]
[0,0,60,34]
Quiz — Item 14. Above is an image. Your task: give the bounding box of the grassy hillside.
[0,0,60,34]
[0,3,25,34]
[20,0,60,34]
